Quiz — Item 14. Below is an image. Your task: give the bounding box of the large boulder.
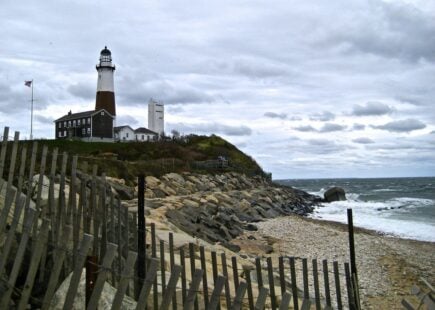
[324,187,346,202]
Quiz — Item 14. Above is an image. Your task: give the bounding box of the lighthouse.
[95,46,116,116]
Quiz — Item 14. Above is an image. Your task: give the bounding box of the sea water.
[277,177,435,242]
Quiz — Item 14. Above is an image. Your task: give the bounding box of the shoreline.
[302,214,435,245]
[234,214,435,309]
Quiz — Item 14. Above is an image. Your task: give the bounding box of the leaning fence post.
[232,281,248,310]
[41,225,73,310]
[184,269,204,310]
[136,258,160,310]
[0,208,36,309]
[111,251,138,310]
[208,276,226,310]
[158,264,181,309]
[63,234,94,310]
[17,219,50,310]
[86,243,118,310]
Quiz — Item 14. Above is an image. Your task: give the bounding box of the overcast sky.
[1,0,434,179]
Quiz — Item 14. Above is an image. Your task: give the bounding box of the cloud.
[352,137,374,144]
[264,112,287,119]
[117,115,139,126]
[319,123,346,132]
[34,115,54,123]
[232,57,288,78]
[168,122,252,136]
[119,79,214,105]
[68,82,94,100]
[372,119,426,132]
[309,111,335,121]
[289,116,302,121]
[351,102,393,116]
[321,1,435,62]
[352,123,366,130]
[293,125,316,132]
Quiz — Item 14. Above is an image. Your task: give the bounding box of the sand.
[234,214,435,309]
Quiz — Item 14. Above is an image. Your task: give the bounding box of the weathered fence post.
[136,174,146,299]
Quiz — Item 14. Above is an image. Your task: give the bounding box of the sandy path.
[235,215,434,309]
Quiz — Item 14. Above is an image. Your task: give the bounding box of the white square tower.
[148,99,164,137]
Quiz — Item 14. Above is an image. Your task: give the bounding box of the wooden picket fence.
[0,126,361,309]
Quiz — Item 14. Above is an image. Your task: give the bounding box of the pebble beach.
[236,214,435,309]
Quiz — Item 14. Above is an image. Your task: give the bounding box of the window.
[142,135,144,140]
[73,120,76,127]
[126,132,129,138]
[87,128,91,134]
[64,121,66,127]
[58,122,61,128]
[58,131,62,137]
[68,121,71,127]
[78,119,81,126]
[82,128,85,135]
[63,130,67,136]
[87,118,91,124]
[101,111,104,116]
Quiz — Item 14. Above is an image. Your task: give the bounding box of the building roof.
[54,110,94,122]
[114,125,134,132]
[54,109,114,122]
[135,127,158,135]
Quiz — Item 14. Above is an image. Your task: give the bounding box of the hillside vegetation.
[17,134,266,185]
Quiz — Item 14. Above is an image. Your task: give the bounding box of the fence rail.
[0,126,360,309]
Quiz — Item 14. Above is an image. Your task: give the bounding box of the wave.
[309,196,435,242]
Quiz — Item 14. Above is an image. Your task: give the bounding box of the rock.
[324,187,346,202]
[163,173,185,184]
[107,180,134,200]
[50,269,137,309]
[145,176,160,189]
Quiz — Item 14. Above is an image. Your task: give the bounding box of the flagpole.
[30,79,33,140]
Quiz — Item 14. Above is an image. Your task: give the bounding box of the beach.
[234,214,435,309]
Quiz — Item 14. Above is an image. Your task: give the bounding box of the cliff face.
[119,172,322,251]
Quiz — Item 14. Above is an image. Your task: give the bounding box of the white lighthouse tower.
[148,99,164,137]
[95,46,116,116]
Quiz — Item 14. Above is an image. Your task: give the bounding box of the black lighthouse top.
[100,46,111,56]
[98,46,114,69]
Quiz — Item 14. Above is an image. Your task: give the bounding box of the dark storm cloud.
[372,119,426,132]
[351,102,393,116]
[318,123,346,132]
[352,137,374,144]
[309,111,335,121]
[168,122,252,136]
[264,112,287,119]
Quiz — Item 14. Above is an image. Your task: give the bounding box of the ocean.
[276,177,435,242]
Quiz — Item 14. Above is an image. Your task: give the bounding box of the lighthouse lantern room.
[95,46,116,116]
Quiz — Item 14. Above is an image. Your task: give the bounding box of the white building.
[114,125,135,141]
[148,99,164,137]
[135,127,158,142]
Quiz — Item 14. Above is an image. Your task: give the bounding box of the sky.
[1,0,434,179]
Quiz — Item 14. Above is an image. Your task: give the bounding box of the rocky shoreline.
[236,215,435,310]
[119,172,322,251]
